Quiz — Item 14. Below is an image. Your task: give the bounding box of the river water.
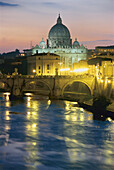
[0,93,114,170]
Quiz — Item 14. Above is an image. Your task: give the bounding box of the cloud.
[41,1,65,9]
[42,2,57,6]
[81,40,114,44]
[80,40,114,49]
[96,40,114,42]
[0,2,19,7]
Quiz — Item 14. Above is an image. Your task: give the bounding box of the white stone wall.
[32,47,88,69]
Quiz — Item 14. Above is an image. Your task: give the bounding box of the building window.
[56,58,58,60]
[39,71,40,73]
[39,66,40,69]
[39,57,40,60]
[36,50,38,54]
[47,64,50,70]
[47,71,49,73]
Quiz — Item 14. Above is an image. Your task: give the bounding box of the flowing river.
[0,93,114,170]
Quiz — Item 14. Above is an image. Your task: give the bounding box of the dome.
[49,24,70,38]
[48,16,70,38]
[73,38,80,48]
[39,38,46,49]
[47,15,72,48]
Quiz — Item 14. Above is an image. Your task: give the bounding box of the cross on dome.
[57,14,62,24]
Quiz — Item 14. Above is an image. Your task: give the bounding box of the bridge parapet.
[1,74,113,99]
[0,74,95,98]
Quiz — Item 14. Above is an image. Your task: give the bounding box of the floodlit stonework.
[32,15,88,70]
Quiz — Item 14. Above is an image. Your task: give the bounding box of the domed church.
[32,15,88,70]
[47,14,72,48]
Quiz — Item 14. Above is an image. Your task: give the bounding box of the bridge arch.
[23,80,53,95]
[62,80,93,96]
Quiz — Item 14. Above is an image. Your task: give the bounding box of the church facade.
[32,15,88,71]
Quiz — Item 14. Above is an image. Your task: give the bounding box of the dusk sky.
[0,0,114,53]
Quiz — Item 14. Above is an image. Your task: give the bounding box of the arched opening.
[23,81,51,96]
[63,81,91,101]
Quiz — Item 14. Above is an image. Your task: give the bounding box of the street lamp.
[108,80,111,84]
[32,69,36,77]
[101,79,103,83]
[33,69,36,74]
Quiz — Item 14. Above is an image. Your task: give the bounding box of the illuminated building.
[88,57,114,77]
[31,15,88,70]
[27,53,60,76]
[95,46,114,53]
[73,60,89,75]
[94,45,114,60]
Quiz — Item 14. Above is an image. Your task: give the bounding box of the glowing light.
[80,114,84,121]
[65,101,70,110]
[5,116,10,121]
[27,112,31,119]
[106,117,112,122]
[27,125,31,130]
[80,108,84,111]
[58,62,63,65]
[70,68,89,73]
[65,115,70,121]
[88,116,92,121]
[60,68,70,71]
[48,100,51,105]
[67,104,69,107]
[5,125,10,131]
[71,115,77,121]
[6,111,9,115]
[66,104,70,111]
[4,92,10,95]
[32,142,37,146]
[32,123,37,128]
[25,93,32,96]
[27,112,31,115]
[20,53,25,56]
[4,92,10,101]
[27,114,31,119]
[101,79,103,83]
[27,97,31,101]
[32,102,39,110]
[27,102,31,107]
[6,95,9,101]
[32,112,36,115]
[5,101,10,107]
[33,69,36,73]
[72,102,78,105]
[108,80,111,83]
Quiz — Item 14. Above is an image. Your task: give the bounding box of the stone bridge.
[0,74,96,100]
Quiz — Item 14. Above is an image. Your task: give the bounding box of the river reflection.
[0,93,114,169]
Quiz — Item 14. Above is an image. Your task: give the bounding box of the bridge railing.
[0,74,96,79]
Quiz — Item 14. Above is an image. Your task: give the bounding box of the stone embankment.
[78,99,114,120]
[82,99,114,112]
[107,100,114,112]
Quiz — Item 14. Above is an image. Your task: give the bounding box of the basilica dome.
[47,15,72,48]
[73,38,80,48]
[39,38,46,49]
